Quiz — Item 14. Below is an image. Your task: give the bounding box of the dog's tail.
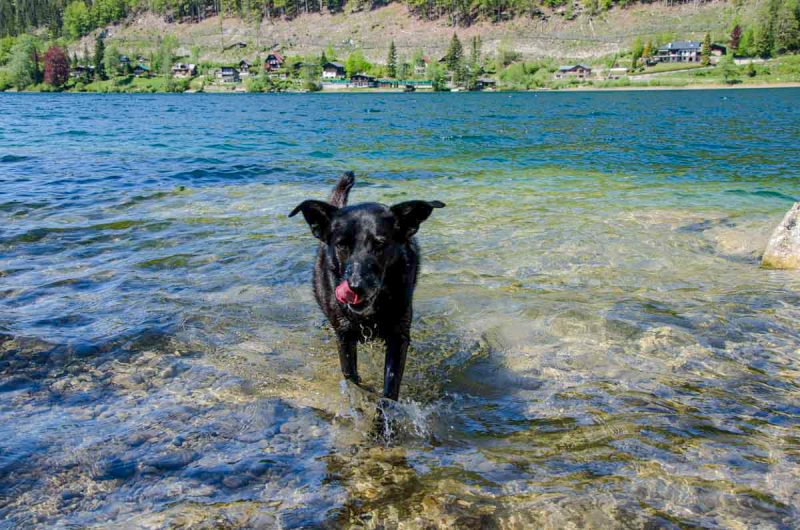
[329,171,355,208]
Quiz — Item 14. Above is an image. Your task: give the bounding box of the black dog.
[289,172,445,401]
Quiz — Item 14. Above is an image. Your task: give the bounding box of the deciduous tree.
[44,45,69,87]
[345,49,370,77]
[62,1,92,39]
[730,24,742,53]
[9,35,40,89]
[630,37,643,70]
[104,43,121,76]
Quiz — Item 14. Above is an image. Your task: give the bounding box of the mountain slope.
[95,1,752,63]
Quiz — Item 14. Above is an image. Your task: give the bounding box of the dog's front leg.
[336,328,360,384]
[382,329,410,401]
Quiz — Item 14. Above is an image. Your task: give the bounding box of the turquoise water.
[1,90,799,528]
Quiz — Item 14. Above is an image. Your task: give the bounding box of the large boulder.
[762,202,800,269]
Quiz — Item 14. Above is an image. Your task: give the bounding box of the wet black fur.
[289,172,445,400]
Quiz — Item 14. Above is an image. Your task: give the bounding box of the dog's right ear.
[289,200,338,240]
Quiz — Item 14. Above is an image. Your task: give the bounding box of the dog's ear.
[289,200,338,240]
[391,200,446,240]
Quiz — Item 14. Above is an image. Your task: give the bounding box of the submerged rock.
[762,202,800,269]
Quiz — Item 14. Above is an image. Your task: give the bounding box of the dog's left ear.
[391,200,446,240]
[289,200,338,240]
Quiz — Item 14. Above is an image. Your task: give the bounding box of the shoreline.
[556,82,800,92]
[4,82,800,95]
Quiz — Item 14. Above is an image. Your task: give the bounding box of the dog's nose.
[348,275,365,294]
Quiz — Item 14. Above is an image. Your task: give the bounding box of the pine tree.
[94,34,105,80]
[701,33,711,66]
[387,40,397,78]
[718,55,739,84]
[754,0,778,58]
[739,28,755,56]
[470,35,481,65]
[773,0,800,54]
[445,33,463,72]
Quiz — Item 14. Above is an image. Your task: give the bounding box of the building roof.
[266,52,284,62]
[324,62,344,69]
[558,64,591,71]
[659,41,702,51]
[351,73,375,79]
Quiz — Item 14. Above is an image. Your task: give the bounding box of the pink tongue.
[335,281,362,305]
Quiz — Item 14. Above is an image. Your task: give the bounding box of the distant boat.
[403,84,416,93]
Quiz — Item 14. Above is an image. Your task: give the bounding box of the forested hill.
[0,0,734,39]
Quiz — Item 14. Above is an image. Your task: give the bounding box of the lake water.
[1,90,799,528]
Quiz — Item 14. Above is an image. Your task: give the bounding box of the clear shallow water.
[1,90,799,528]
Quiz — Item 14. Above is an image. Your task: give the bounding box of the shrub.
[0,69,12,90]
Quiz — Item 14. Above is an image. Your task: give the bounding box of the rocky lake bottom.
[1,90,799,528]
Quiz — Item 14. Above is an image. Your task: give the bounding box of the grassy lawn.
[654,55,800,85]
[639,62,710,74]
[72,75,191,93]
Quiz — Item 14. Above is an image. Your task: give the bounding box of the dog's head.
[289,199,445,314]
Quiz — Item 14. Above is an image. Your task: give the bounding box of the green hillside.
[1,0,798,92]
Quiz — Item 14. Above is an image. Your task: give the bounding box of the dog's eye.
[373,238,386,250]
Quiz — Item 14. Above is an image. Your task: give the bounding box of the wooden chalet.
[69,65,94,79]
[554,64,592,80]
[322,62,345,79]
[238,60,252,77]
[171,63,197,78]
[350,73,377,88]
[217,66,240,83]
[264,52,285,72]
[475,78,496,90]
